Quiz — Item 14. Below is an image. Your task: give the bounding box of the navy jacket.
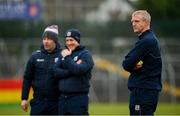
[122,30,162,91]
[22,43,68,100]
[57,45,94,94]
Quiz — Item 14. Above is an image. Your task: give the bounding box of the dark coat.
[57,45,94,94]
[22,43,67,100]
[122,30,162,91]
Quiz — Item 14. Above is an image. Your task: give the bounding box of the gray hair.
[132,10,151,24]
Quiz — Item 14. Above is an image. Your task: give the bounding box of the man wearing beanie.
[54,28,94,115]
[21,25,69,115]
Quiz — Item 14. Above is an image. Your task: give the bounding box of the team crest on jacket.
[73,56,78,62]
[54,57,59,63]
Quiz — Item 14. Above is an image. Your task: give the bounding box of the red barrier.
[0,79,22,90]
[0,79,33,103]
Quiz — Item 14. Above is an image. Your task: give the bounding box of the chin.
[68,46,74,50]
[44,47,50,51]
[133,30,138,33]
[134,31,140,34]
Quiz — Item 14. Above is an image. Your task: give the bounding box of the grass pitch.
[0,102,179,115]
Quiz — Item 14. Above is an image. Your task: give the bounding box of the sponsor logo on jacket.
[36,59,44,62]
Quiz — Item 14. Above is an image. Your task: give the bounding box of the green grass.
[0,102,180,115]
[90,103,129,115]
[0,103,28,115]
[90,103,180,115]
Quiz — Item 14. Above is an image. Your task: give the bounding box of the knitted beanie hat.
[42,25,59,43]
[65,28,80,43]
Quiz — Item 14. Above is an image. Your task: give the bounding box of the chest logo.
[36,59,44,62]
[73,56,78,62]
[54,57,59,63]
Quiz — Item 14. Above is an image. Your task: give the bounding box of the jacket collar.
[138,29,152,39]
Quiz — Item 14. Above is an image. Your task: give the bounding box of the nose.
[132,21,135,26]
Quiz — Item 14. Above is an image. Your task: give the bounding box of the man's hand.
[61,49,72,58]
[134,60,143,70]
[76,59,82,64]
[21,100,29,112]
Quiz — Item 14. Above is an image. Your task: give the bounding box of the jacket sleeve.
[122,39,153,72]
[52,64,70,79]
[21,56,34,100]
[63,51,94,75]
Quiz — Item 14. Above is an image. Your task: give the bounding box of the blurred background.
[0,0,180,115]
